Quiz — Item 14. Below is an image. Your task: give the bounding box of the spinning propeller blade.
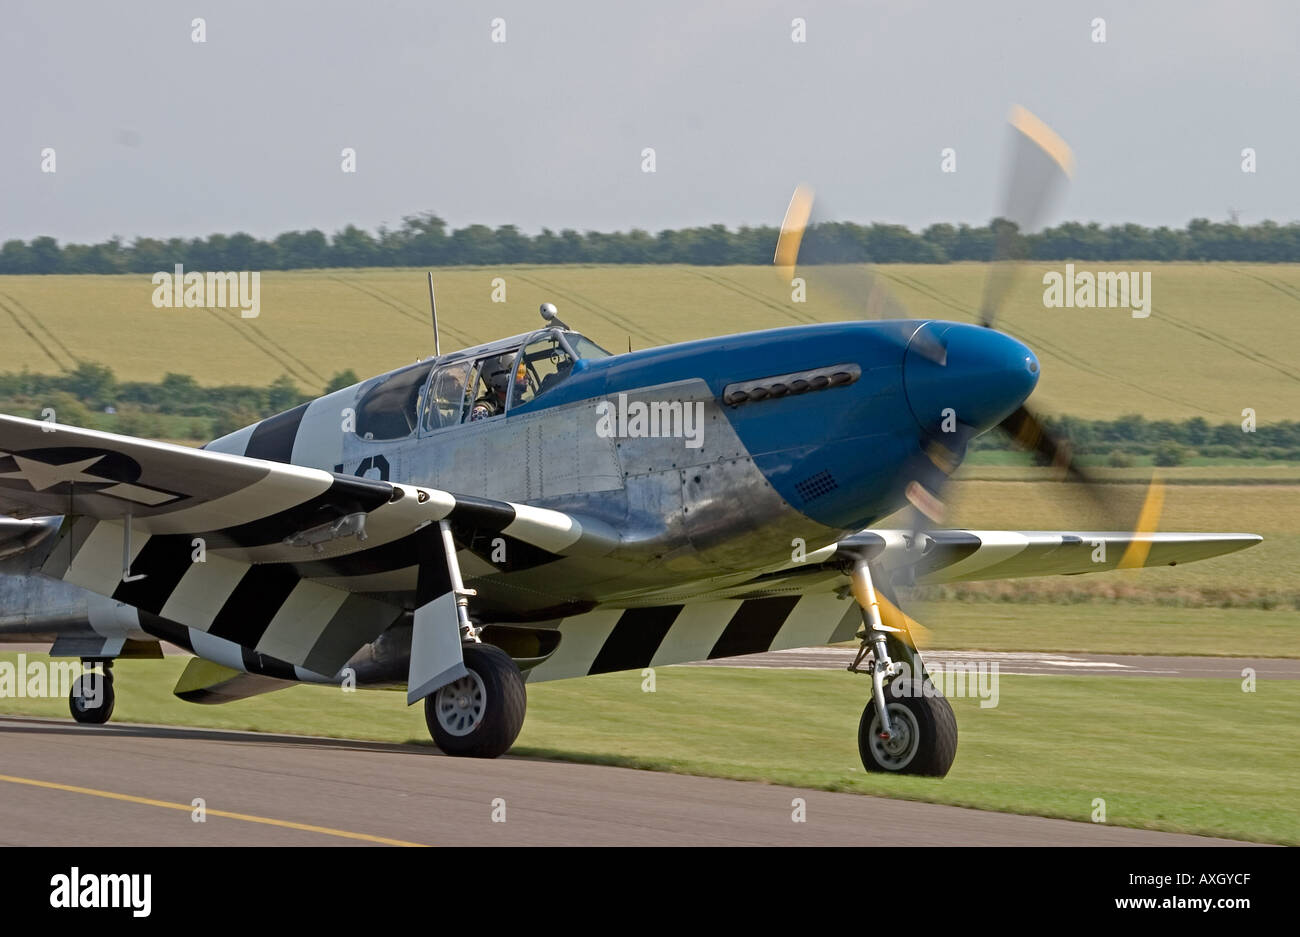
[978,105,1076,330]
[773,184,938,357]
[774,183,815,280]
[975,108,1163,543]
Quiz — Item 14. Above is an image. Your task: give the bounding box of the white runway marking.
[686,647,1299,678]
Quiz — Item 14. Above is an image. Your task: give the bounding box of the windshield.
[567,334,612,359]
[509,332,609,409]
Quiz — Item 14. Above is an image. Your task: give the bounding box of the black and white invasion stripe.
[525,591,861,683]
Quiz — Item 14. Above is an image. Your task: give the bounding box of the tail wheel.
[858,679,957,777]
[69,670,115,725]
[425,643,526,758]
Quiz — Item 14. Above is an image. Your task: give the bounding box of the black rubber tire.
[69,671,115,725]
[425,643,526,758]
[858,679,957,777]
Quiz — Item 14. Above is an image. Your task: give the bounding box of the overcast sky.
[2,0,1296,243]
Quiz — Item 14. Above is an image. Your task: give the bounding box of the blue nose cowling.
[904,322,1040,432]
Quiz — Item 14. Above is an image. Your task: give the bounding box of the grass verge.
[2,653,1294,844]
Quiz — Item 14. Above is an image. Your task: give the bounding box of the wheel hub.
[434,671,486,737]
[879,719,911,755]
[868,704,921,770]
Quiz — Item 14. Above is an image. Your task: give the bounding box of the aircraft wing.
[656,528,1263,603]
[847,528,1263,584]
[521,527,1261,682]
[0,415,618,686]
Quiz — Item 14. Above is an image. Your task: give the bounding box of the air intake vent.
[795,470,838,503]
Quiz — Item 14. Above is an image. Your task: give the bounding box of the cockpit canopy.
[352,360,430,440]
[352,329,610,441]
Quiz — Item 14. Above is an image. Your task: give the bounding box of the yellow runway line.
[0,772,429,847]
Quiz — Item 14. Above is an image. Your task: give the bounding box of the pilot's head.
[488,368,511,403]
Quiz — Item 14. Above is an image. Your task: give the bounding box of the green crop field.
[2,263,1299,423]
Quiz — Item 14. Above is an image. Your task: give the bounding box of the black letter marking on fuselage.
[336,455,390,481]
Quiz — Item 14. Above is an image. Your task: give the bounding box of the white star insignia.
[0,454,107,491]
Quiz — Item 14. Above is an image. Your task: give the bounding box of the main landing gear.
[424,642,527,758]
[419,518,528,757]
[69,660,115,726]
[845,557,957,777]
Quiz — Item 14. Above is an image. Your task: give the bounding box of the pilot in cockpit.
[469,358,527,421]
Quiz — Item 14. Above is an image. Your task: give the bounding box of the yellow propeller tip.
[774,184,815,273]
[1116,473,1167,569]
[1009,105,1076,179]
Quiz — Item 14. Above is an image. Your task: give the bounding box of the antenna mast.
[427,272,441,357]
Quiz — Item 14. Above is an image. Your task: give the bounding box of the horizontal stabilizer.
[48,636,163,660]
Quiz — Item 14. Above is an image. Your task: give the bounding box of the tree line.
[5,214,1300,274]
[967,413,1300,465]
[0,363,328,440]
[1,362,1296,461]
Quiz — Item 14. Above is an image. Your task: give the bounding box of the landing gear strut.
[69,660,115,726]
[416,519,527,757]
[845,557,957,777]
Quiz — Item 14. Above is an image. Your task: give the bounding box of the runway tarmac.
[0,716,1251,847]
[688,648,1300,678]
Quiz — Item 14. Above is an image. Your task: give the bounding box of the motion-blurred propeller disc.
[972,108,1164,543]
[998,405,1082,483]
[978,105,1076,329]
[773,183,938,356]
[877,592,931,647]
[905,423,976,530]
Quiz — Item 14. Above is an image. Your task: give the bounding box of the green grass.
[518,669,1300,845]
[2,653,1295,843]
[915,604,1300,657]
[3,263,1300,421]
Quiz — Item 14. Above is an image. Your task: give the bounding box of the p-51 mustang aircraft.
[0,111,1261,777]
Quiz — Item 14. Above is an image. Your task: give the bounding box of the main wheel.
[858,679,957,777]
[69,670,115,725]
[425,643,526,758]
